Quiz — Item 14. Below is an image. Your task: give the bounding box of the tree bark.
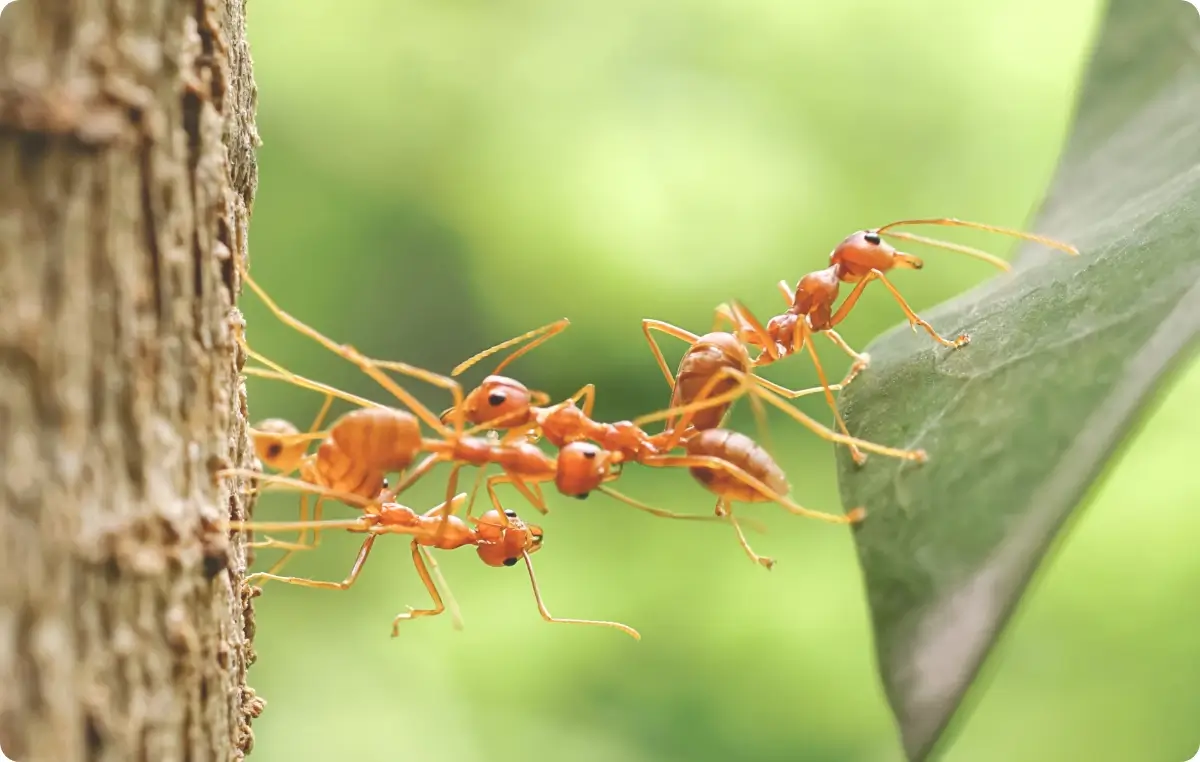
[0,1,260,760]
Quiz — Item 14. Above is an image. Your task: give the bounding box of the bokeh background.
[238,1,1200,760]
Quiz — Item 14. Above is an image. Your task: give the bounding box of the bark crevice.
[0,1,261,760]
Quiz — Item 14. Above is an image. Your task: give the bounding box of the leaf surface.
[835,2,1200,759]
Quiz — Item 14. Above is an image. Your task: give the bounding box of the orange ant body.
[721,218,1078,362]
[689,218,1080,462]
[224,487,639,639]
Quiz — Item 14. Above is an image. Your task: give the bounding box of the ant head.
[447,375,536,429]
[830,230,923,280]
[474,508,541,567]
[555,442,616,499]
[251,418,307,472]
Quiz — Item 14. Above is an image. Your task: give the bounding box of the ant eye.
[582,449,597,460]
[504,509,517,518]
[503,557,518,567]
[266,443,283,458]
[381,477,389,489]
[864,232,882,246]
[487,392,507,407]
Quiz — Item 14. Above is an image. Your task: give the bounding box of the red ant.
[650,218,1078,464]
[223,485,639,639]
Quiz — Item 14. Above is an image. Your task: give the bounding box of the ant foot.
[391,607,418,637]
[758,556,777,570]
[953,334,971,348]
[913,448,930,464]
[851,449,869,467]
[846,507,868,523]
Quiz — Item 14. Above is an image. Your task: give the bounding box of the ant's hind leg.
[235,257,463,434]
[821,330,870,386]
[391,540,446,636]
[715,500,775,570]
[246,535,377,590]
[744,384,927,464]
[641,319,700,391]
[643,454,863,525]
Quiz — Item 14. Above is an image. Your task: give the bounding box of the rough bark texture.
[0,1,260,760]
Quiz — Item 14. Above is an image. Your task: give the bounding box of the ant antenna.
[521,552,641,640]
[452,318,571,377]
[875,217,1079,270]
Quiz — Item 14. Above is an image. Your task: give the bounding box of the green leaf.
[835,2,1200,760]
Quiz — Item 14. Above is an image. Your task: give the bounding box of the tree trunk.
[0,1,260,760]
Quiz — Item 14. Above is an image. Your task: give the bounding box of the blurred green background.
[237,1,1200,760]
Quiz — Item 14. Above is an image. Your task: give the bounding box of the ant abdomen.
[671,333,753,431]
[685,428,789,503]
[329,407,422,473]
[306,408,422,499]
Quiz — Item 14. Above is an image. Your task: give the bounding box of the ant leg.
[391,540,446,636]
[568,384,597,417]
[486,473,549,515]
[712,303,739,333]
[246,534,377,590]
[791,322,865,465]
[520,552,641,640]
[463,464,490,522]
[431,462,468,544]
[755,360,863,463]
[776,280,792,303]
[284,395,336,551]
[715,499,775,569]
[641,319,700,391]
[729,300,780,363]
[744,384,927,462]
[830,269,967,349]
[821,330,870,386]
[594,485,755,526]
[255,494,326,582]
[385,453,442,503]
[240,354,381,411]
[451,318,572,377]
[721,302,780,450]
[419,546,464,631]
[641,454,866,525]
[235,259,462,434]
[219,468,379,511]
